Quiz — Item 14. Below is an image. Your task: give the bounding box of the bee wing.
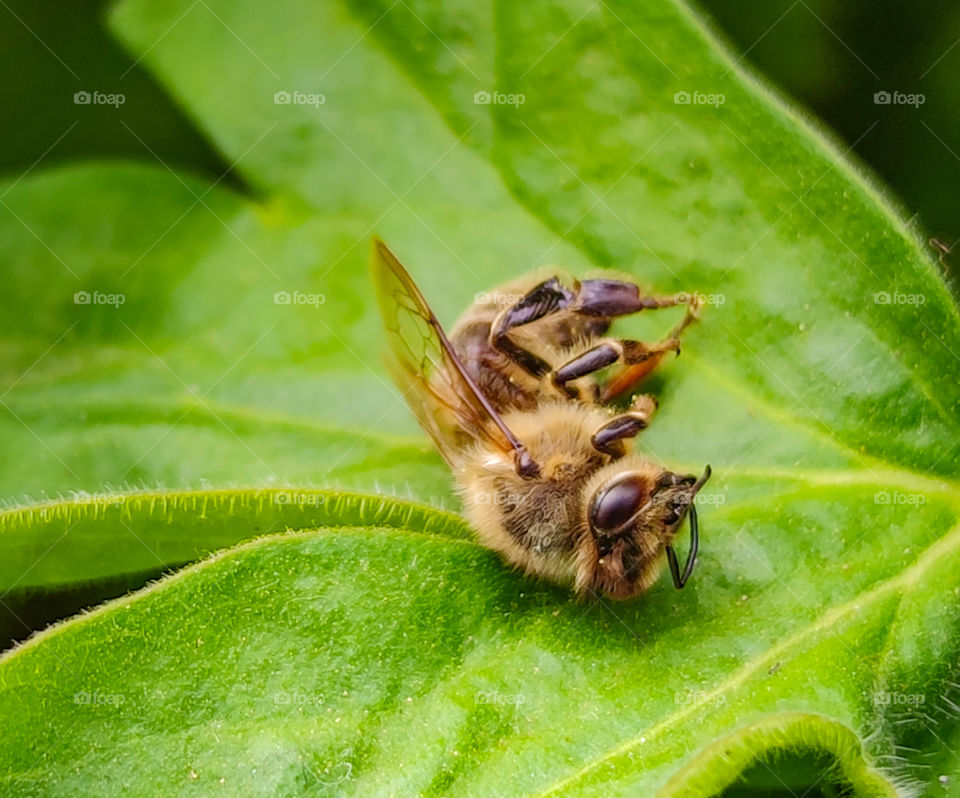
[371,238,536,475]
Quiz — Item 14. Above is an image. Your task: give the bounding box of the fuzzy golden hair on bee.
[371,237,711,600]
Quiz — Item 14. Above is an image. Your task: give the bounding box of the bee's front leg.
[590,395,658,456]
[489,276,690,377]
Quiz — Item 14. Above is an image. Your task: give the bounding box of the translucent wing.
[371,238,538,477]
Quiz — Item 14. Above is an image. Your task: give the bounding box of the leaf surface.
[0,0,958,794]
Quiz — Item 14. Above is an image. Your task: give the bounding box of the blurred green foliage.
[700,0,960,260]
[0,0,236,187]
[1,0,957,271]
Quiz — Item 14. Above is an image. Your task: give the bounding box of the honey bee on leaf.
[372,239,711,600]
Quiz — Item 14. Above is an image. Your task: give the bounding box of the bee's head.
[577,461,712,600]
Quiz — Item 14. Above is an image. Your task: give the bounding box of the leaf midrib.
[0,394,430,449]
[6,384,958,501]
[0,488,469,536]
[0,525,480,670]
[688,353,960,476]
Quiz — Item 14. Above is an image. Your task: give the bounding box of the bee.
[371,239,711,600]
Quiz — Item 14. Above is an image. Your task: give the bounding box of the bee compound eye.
[590,476,647,534]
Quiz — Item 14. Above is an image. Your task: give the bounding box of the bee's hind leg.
[599,297,702,402]
[489,276,689,378]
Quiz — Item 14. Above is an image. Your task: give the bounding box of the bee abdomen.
[452,320,537,411]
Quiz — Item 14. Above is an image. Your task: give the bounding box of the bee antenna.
[666,503,699,589]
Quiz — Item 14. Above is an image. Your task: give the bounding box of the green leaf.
[1,0,959,794]
[1,514,955,796]
[0,488,469,593]
[0,163,452,502]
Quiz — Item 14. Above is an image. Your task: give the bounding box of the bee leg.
[576,280,688,316]
[551,337,681,399]
[600,298,702,402]
[489,277,693,376]
[590,395,658,456]
[488,277,573,376]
